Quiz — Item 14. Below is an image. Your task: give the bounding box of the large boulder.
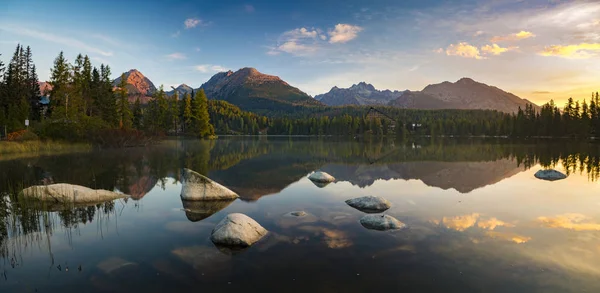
[345,196,391,213]
[22,184,127,203]
[210,213,267,247]
[308,171,335,183]
[534,169,567,181]
[180,168,239,200]
[360,214,406,231]
[181,199,235,222]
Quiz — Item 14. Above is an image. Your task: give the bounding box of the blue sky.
[1,0,599,104]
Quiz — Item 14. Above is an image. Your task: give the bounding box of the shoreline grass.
[0,140,92,160]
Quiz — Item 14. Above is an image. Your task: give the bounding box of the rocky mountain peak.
[112,69,157,96]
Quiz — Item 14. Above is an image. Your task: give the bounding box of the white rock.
[22,184,127,203]
[345,196,391,213]
[210,213,268,247]
[534,169,567,181]
[360,214,406,231]
[308,171,335,183]
[181,168,239,200]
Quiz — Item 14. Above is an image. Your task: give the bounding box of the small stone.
[345,196,392,213]
[210,213,268,247]
[308,171,335,183]
[360,214,406,231]
[534,169,567,181]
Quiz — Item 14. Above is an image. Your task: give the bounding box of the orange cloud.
[481,44,518,55]
[538,213,600,231]
[490,31,536,42]
[437,213,480,231]
[539,43,600,59]
[445,42,484,59]
[485,231,531,244]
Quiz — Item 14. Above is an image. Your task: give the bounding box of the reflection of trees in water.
[3,138,600,262]
[0,195,117,263]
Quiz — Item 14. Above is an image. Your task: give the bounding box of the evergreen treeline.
[1,44,599,141]
[0,45,40,132]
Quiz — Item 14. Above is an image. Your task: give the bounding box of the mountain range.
[314,82,404,106]
[106,67,539,114]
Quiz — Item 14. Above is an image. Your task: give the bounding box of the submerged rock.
[210,213,268,247]
[360,214,406,231]
[534,169,567,181]
[181,199,235,222]
[22,184,127,203]
[345,196,391,213]
[308,171,335,183]
[290,211,307,217]
[180,168,239,200]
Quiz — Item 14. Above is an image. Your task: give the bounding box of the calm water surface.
[1,138,600,292]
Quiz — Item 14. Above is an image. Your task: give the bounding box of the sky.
[1,0,599,105]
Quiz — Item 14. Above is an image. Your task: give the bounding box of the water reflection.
[2,138,600,292]
[181,200,235,222]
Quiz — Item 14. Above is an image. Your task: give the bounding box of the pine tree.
[133,98,143,129]
[49,51,72,119]
[183,93,192,133]
[116,73,133,129]
[169,92,179,133]
[192,89,213,137]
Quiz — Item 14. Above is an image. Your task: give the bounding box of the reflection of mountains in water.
[321,159,524,193]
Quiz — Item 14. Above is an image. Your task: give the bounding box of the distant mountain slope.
[167,84,194,98]
[421,78,538,113]
[315,82,404,106]
[387,90,459,109]
[319,78,539,113]
[198,67,322,114]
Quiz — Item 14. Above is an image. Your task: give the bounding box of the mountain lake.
[1,137,600,292]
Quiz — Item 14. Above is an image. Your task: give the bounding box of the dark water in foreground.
[1,137,600,292]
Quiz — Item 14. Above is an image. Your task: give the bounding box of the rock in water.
[534,169,567,181]
[22,184,127,203]
[210,213,268,247]
[308,171,335,183]
[345,196,391,213]
[360,214,406,231]
[180,168,239,200]
[290,211,307,217]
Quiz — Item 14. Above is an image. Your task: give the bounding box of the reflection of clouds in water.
[433,213,515,231]
[538,213,600,231]
[485,231,530,244]
[477,218,515,230]
[433,213,480,231]
[298,226,352,249]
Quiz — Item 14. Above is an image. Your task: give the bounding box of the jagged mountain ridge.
[315,82,405,106]
[320,77,539,113]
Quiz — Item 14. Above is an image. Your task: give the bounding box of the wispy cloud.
[445,42,484,59]
[184,18,202,29]
[195,64,227,73]
[268,23,361,56]
[539,43,600,59]
[490,31,536,42]
[171,30,181,38]
[328,24,363,44]
[481,44,518,55]
[194,47,201,52]
[166,52,186,60]
[245,4,255,13]
[1,26,113,57]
